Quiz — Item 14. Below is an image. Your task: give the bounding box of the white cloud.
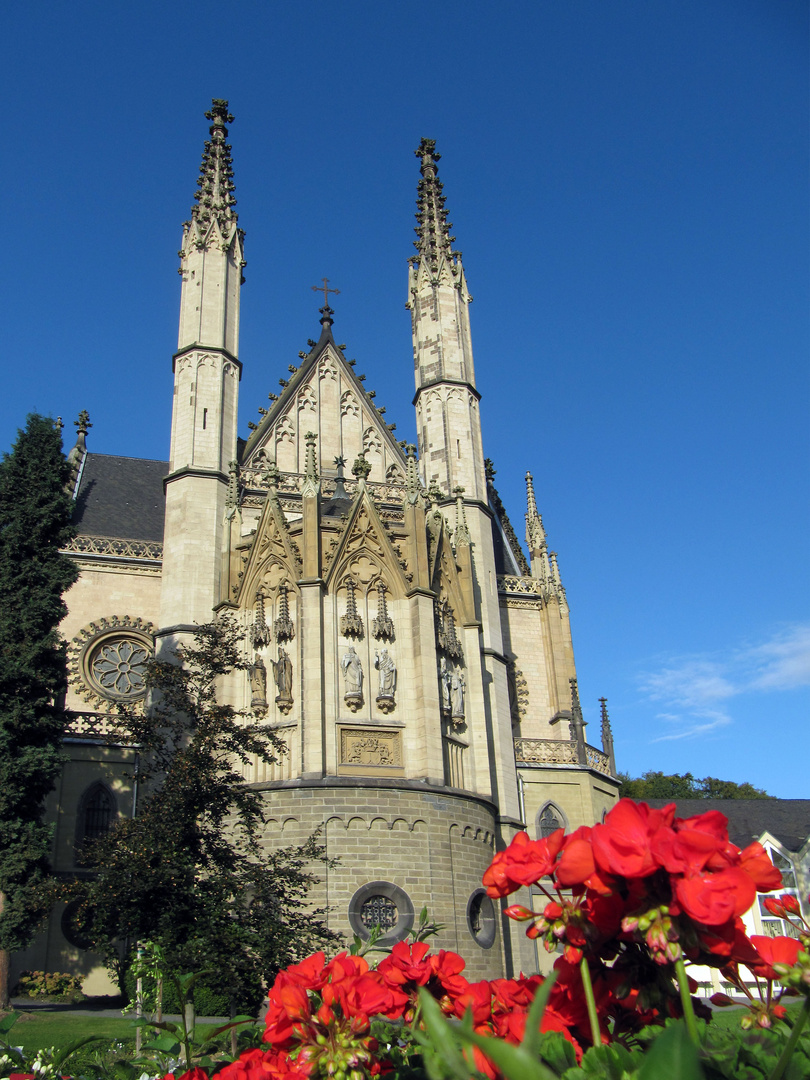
[638,623,810,743]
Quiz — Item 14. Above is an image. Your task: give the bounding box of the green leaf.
[638,1022,705,1080]
[415,988,474,1080]
[0,1014,20,1037]
[457,1029,560,1080]
[140,1034,183,1053]
[536,1031,577,1073]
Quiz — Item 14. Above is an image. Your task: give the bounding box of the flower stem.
[769,995,810,1080]
[674,956,700,1046]
[579,957,601,1048]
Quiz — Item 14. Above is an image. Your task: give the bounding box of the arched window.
[76,783,116,864]
[536,801,567,839]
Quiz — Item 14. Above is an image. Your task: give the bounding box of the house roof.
[73,454,168,542]
[646,799,810,853]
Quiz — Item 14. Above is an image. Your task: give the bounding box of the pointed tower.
[160,100,245,634]
[407,140,486,502]
[409,141,522,833]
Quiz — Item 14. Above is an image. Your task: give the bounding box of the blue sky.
[2,1,807,795]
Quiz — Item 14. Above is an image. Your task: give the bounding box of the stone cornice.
[164,466,229,487]
[412,377,481,407]
[247,775,499,816]
[172,344,242,376]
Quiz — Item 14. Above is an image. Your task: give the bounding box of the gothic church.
[21,101,620,991]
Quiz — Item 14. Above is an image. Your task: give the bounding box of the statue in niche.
[375,648,396,713]
[249,654,268,714]
[270,646,293,714]
[439,657,451,714]
[341,646,364,712]
[451,668,466,724]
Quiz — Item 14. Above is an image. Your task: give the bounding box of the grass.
[4,1013,137,1053]
[4,1011,234,1054]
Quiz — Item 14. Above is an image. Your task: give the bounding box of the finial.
[55,417,64,432]
[264,459,281,491]
[340,576,364,638]
[312,278,340,308]
[253,590,272,647]
[599,697,616,774]
[352,454,372,488]
[191,99,238,229]
[568,676,587,752]
[484,458,496,484]
[75,410,92,437]
[332,455,349,500]
[371,580,395,640]
[413,138,456,273]
[226,459,239,512]
[525,471,546,551]
[437,600,463,659]
[302,431,320,498]
[453,486,471,548]
[274,583,295,643]
[405,444,423,507]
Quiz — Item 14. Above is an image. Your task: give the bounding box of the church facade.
[19,101,619,992]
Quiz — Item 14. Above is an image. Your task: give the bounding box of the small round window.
[348,881,414,945]
[467,889,496,949]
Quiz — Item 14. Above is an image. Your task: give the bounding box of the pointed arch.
[535,800,567,840]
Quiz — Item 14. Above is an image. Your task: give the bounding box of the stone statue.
[375,648,396,695]
[374,648,396,714]
[249,654,267,713]
[271,646,293,714]
[451,668,466,722]
[341,646,364,711]
[439,657,451,713]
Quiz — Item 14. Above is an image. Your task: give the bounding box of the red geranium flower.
[748,935,802,980]
[676,867,756,926]
[739,843,783,892]
[483,829,564,897]
[591,800,675,879]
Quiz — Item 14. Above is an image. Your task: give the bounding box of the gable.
[240,331,406,486]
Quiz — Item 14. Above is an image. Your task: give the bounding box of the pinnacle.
[191,98,238,230]
[412,138,456,272]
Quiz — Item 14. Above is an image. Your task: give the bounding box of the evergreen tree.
[0,415,78,1007]
[70,620,342,1012]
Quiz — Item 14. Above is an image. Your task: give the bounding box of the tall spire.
[191,100,238,232]
[413,139,455,272]
[408,140,483,500]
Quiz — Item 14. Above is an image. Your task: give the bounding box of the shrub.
[12,970,84,999]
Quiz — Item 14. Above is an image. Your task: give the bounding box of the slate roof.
[73,454,168,542]
[646,799,810,853]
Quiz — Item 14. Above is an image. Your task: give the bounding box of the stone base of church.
[252,778,509,980]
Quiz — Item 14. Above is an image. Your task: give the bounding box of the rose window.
[90,638,149,699]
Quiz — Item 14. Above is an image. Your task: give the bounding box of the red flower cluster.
[216,940,608,1080]
[485,799,804,1031]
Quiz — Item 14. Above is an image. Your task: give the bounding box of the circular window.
[61,900,94,950]
[348,881,414,945]
[467,889,496,949]
[68,617,156,709]
[89,638,150,699]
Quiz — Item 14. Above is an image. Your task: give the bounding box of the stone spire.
[66,410,91,497]
[525,472,546,553]
[413,139,455,272]
[302,431,320,498]
[408,141,484,500]
[190,100,238,232]
[599,697,616,775]
[453,486,471,548]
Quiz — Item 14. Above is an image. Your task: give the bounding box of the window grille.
[360,895,398,931]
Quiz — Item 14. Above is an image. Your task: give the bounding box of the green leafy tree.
[0,415,78,1008]
[70,620,342,1012]
[617,770,773,800]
